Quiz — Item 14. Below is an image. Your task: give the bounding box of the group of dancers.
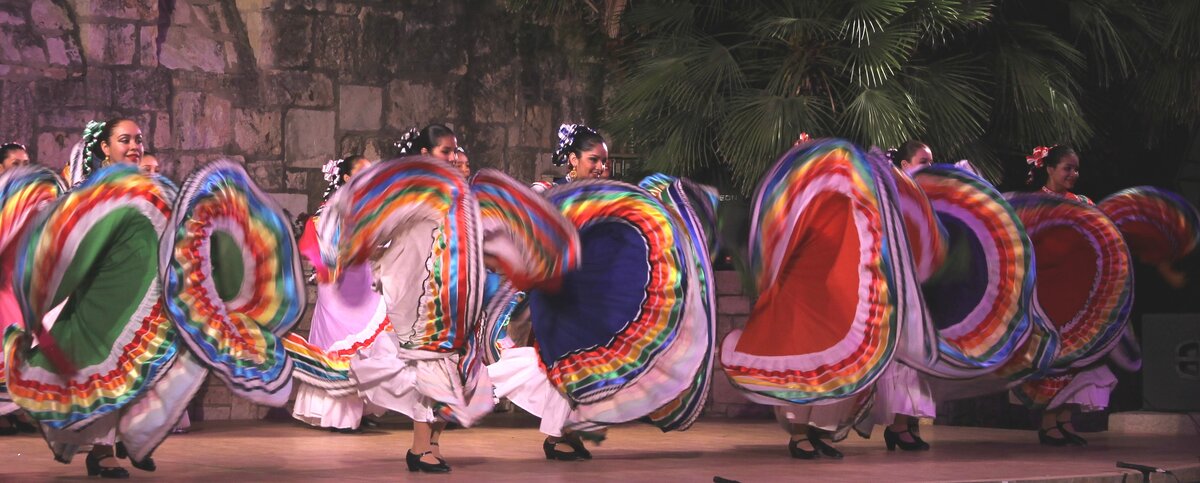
[0,116,1196,477]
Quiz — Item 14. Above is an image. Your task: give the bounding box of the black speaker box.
[1142,313,1200,412]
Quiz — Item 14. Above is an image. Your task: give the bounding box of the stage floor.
[2,418,1197,482]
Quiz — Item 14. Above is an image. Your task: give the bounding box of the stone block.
[44,36,68,65]
[152,111,171,149]
[109,23,136,65]
[264,71,333,108]
[0,6,23,26]
[265,13,312,68]
[31,0,72,31]
[37,109,103,130]
[385,79,445,131]
[0,31,20,63]
[201,406,231,421]
[172,91,232,150]
[715,270,743,296]
[338,85,382,131]
[67,0,156,21]
[337,134,388,161]
[269,192,310,220]
[160,26,225,73]
[519,105,552,147]
[313,15,357,71]
[333,2,360,15]
[114,69,169,110]
[229,396,258,420]
[234,108,282,156]
[282,0,332,11]
[247,159,284,190]
[36,131,81,168]
[717,295,751,315]
[77,22,135,65]
[284,109,335,169]
[0,82,34,144]
[203,380,233,405]
[138,25,157,67]
[285,170,307,191]
[20,41,47,65]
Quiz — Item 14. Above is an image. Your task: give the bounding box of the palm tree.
[597,0,1198,194]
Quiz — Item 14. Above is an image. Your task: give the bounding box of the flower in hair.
[395,128,420,155]
[321,158,342,183]
[553,123,580,166]
[1026,146,1052,168]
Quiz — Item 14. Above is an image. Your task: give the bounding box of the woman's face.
[454,149,470,177]
[347,157,372,179]
[2,148,30,170]
[423,135,459,162]
[570,143,610,180]
[900,146,933,175]
[138,154,159,174]
[101,120,144,164]
[1047,153,1080,191]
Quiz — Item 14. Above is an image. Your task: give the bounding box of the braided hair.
[885,140,930,168]
[553,123,605,167]
[319,154,368,204]
[396,124,455,157]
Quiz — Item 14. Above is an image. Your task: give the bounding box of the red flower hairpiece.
[1026,145,1052,168]
[793,132,811,146]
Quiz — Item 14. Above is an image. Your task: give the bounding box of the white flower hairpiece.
[322,158,342,183]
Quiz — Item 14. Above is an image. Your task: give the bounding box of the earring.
[567,167,577,180]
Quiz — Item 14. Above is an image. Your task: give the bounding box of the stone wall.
[1,0,606,421]
[708,270,772,419]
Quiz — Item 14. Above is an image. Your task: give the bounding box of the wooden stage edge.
[2,418,1198,482]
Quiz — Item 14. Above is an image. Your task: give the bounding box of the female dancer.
[721,139,904,460]
[0,142,30,172]
[397,124,468,176]
[290,155,389,432]
[492,123,609,460]
[891,140,933,174]
[531,124,609,193]
[486,123,714,461]
[1015,145,1131,445]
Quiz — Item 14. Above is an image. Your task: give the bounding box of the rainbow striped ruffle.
[1007,193,1132,372]
[1099,187,1200,265]
[0,167,62,398]
[476,278,526,366]
[322,157,483,353]
[720,139,897,405]
[470,169,581,291]
[531,180,707,426]
[160,160,304,406]
[8,165,178,431]
[639,173,719,431]
[891,167,947,283]
[914,166,1036,376]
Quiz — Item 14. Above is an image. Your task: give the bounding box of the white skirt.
[855,363,936,435]
[350,333,493,426]
[774,393,871,441]
[487,346,578,437]
[291,383,364,429]
[1011,365,1117,412]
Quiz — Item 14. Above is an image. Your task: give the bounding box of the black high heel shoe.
[787,438,819,460]
[115,441,157,472]
[807,430,844,460]
[1038,424,1080,447]
[543,437,586,461]
[85,452,130,479]
[1056,422,1087,446]
[884,427,930,451]
[406,450,450,473]
[564,434,593,460]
